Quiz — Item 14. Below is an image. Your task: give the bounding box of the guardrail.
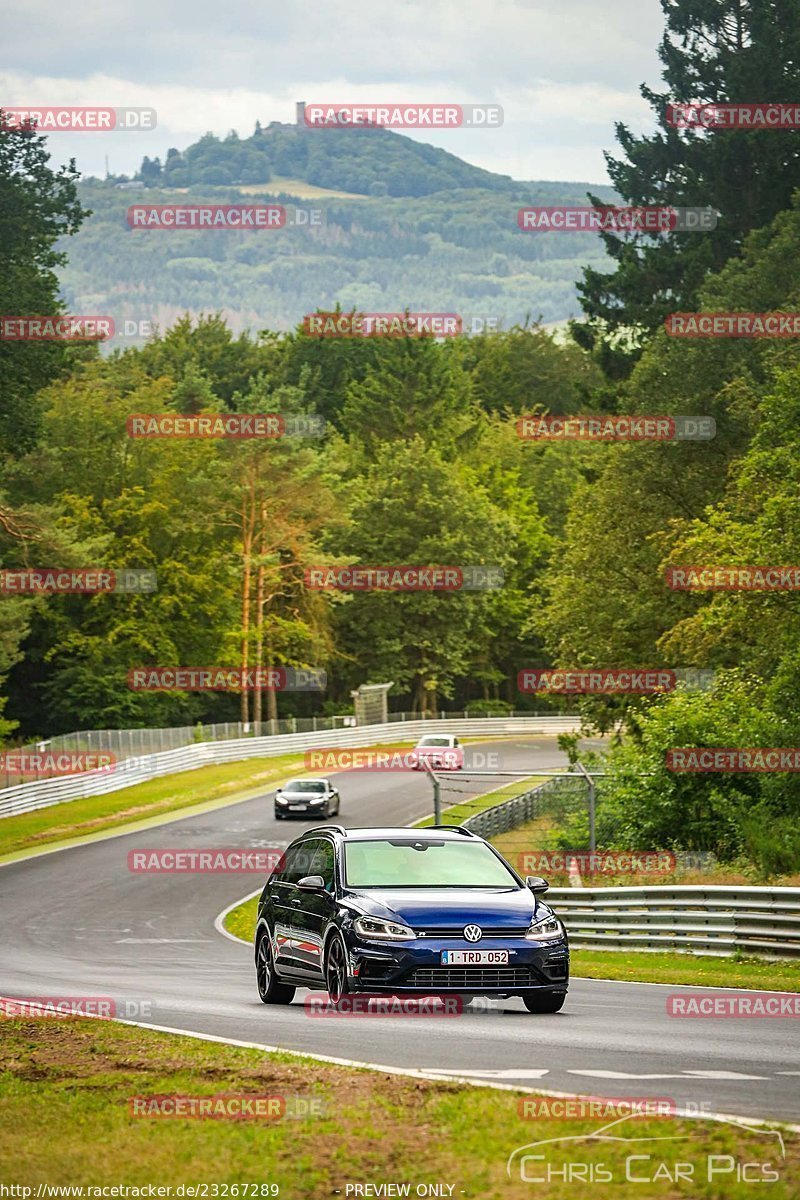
[0,716,580,820]
[465,778,800,960]
[548,885,800,959]
[2,709,568,784]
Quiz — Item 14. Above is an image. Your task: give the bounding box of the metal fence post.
[573,761,596,852]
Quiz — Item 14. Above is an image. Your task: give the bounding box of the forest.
[3,0,800,871]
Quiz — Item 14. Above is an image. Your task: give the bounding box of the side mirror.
[297,875,325,891]
[275,787,282,794]
[525,875,549,894]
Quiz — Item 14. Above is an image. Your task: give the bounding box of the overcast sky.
[1,0,667,184]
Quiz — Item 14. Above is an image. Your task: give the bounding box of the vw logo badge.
[464,924,483,942]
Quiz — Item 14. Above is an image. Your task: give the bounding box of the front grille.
[414,926,530,938]
[405,965,543,989]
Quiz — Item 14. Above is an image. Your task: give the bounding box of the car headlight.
[309,797,326,804]
[526,915,564,941]
[353,916,415,941]
[276,796,288,805]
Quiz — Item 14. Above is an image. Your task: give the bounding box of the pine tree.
[575,0,800,376]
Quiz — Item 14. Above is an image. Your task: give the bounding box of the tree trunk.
[240,485,255,726]
[253,501,266,727]
[267,666,278,723]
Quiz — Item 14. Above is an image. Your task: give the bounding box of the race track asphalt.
[1,737,797,1124]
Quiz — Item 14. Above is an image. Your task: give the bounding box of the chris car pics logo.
[506,1112,785,1185]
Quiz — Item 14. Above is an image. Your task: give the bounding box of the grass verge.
[0,1018,796,1197]
[414,775,546,828]
[224,894,260,943]
[489,813,800,887]
[571,949,800,992]
[0,754,310,860]
[0,737,433,862]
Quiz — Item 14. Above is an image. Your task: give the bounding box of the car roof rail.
[428,824,476,836]
[306,824,347,837]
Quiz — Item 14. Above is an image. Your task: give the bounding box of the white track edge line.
[108,1015,800,1135]
[2,998,797,1133]
[215,888,262,944]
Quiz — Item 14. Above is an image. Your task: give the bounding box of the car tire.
[255,929,296,1005]
[324,932,350,1004]
[522,991,566,1014]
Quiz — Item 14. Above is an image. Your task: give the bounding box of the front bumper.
[275,802,328,815]
[343,934,569,996]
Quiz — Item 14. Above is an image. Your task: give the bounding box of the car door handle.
[290,898,302,906]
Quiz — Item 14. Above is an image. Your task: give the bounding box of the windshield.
[344,838,519,888]
[418,737,452,747]
[284,780,327,793]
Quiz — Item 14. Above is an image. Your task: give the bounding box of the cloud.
[0,0,665,181]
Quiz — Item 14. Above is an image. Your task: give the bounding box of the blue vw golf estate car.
[254,825,569,1012]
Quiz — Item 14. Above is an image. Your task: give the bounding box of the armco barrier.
[548,885,800,959]
[0,716,579,820]
[466,778,800,960]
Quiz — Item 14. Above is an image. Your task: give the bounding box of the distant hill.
[133,121,521,198]
[58,124,617,340]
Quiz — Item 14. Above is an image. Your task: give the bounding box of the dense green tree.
[328,437,512,713]
[0,113,90,453]
[585,674,799,871]
[576,0,800,374]
[538,194,800,729]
